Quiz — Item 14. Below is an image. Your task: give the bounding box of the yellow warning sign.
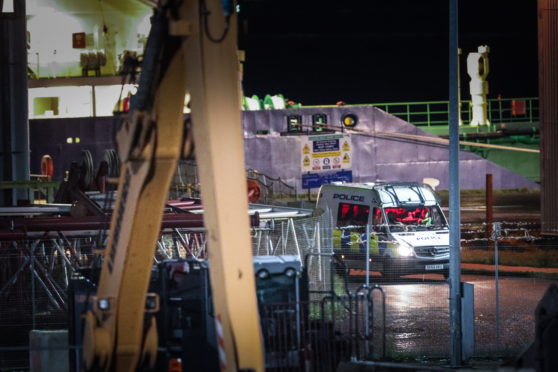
[311,151,341,158]
[301,134,352,171]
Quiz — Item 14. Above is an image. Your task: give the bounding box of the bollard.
[29,330,69,372]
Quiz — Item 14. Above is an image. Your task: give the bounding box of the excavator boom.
[82,1,264,371]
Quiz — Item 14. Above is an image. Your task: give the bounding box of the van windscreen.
[384,205,447,231]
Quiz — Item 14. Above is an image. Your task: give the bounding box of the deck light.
[312,113,327,132]
[342,113,358,128]
[287,115,302,132]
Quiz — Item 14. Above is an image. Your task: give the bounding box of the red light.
[169,359,182,372]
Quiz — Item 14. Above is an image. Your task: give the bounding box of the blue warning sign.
[302,170,353,189]
[313,139,339,153]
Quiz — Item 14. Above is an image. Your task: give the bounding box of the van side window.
[431,206,444,226]
[336,203,369,227]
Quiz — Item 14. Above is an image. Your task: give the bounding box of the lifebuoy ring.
[247,180,261,203]
[41,155,54,180]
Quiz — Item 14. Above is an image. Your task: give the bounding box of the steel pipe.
[0,212,259,240]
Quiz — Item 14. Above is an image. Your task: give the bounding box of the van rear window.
[337,203,369,227]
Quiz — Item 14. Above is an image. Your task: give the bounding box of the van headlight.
[397,244,414,257]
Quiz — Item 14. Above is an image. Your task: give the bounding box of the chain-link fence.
[0,237,94,370]
[256,213,557,363]
[460,220,557,360]
[0,211,556,369]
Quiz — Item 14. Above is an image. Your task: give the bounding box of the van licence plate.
[425,264,444,270]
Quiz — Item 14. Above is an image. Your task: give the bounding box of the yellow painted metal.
[180,0,264,371]
[83,24,187,372]
[83,1,264,371]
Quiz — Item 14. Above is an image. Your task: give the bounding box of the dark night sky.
[238,0,539,105]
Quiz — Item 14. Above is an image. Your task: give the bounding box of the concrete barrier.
[29,330,69,372]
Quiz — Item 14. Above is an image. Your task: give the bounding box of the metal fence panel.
[1,212,556,368]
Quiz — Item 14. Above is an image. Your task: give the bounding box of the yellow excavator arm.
[82,1,264,371]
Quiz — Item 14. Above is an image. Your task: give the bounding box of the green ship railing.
[370,97,539,128]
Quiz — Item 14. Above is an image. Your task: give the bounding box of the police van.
[316,182,450,279]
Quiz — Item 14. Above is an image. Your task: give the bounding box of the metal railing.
[0,180,60,204]
[259,284,386,371]
[371,97,539,127]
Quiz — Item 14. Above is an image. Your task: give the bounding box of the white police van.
[316,182,450,279]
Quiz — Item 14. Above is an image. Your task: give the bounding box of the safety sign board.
[301,134,352,173]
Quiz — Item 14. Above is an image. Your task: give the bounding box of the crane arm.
[82,1,264,371]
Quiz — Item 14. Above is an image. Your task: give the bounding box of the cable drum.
[103,149,120,178]
[79,150,95,190]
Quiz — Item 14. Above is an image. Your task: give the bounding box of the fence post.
[492,221,501,355]
[427,102,431,126]
[365,224,371,357]
[289,218,301,261]
[367,289,373,359]
[316,221,322,282]
[31,243,36,329]
[498,98,503,123]
[486,174,493,241]
[367,285,386,360]
[406,103,411,123]
[366,224,370,288]
[449,0,463,364]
